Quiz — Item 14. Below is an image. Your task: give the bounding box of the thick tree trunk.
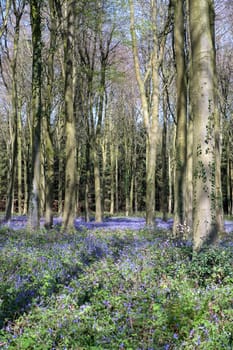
[189,0,221,250]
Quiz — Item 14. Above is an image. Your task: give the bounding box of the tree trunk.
[185,113,193,230]
[161,99,168,221]
[5,8,23,221]
[101,138,107,213]
[110,141,115,215]
[173,0,187,235]
[28,0,42,229]
[189,0,221,250]
[44,119,54,228]
[85,142,91,222]
[93,145,102,222]
[44,0,57,228]
[23,140,29,215]
[115,148,119,213]
[62,0,77,230]
[17,98,23,215]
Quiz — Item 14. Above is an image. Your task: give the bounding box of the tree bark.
[189,0,221,250]
[28,0,42,229]
[173,0,187,235]
[43,0,57,228]
[62,0,77,230]
[5,4,24,221]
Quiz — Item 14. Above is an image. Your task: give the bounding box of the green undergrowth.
[0,227,232,349]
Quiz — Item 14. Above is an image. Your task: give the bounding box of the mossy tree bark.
[189,0,222,250]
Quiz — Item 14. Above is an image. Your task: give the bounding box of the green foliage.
[0,228,232,349]
[188,247,233,286]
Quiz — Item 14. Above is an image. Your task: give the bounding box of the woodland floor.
[0,214,233,349]
[1,214,233,234]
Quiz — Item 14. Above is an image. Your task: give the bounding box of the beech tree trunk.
[62,0,77,230]
[28,0,42,229]
[173,0,187,235]
[189,0,222,250]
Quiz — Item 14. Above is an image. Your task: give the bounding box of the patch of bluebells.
[0,222,232,349]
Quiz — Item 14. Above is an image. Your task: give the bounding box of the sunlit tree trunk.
[62,0,77,230]
[28,0,42,229]
[189,0,222,250]
[173,0,187,235]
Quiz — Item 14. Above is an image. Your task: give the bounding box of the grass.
[0,225,232,349]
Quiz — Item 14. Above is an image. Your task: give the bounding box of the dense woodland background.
[0,0,232,250]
